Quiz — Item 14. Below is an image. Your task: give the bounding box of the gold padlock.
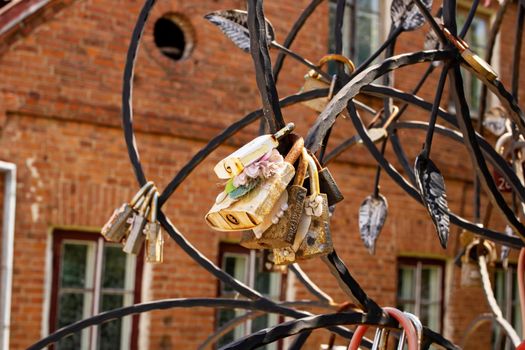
[301,54,355,112]
[273,151,333,265]
[213,123,295,179]
[144,191,163,263]
[240,148,309,249]
[101,181,154,242]
[123,186,156,254]
[442,27,498,82]
[206,136,304,231]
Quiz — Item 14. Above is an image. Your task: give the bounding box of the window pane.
[421,266,440,303]
[397,302,416,315]
[61,243,90,288]
[397,266,416,300]
[223,255,247,292]
[57,293,89,350]
[217,309,244,348]
[99,294,124,350]
[102,245,127,289]
[357,0,379,12]
[421,303,440,330]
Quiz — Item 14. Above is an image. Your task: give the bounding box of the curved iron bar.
[289,264,334,304]
[346,103,524,248]
[272,0,324,82]
[459,0,480,39]
[247,0,285,132]
[449,65,525,238]
[197,300,337,350]
[362,84,525,206]
[219,310,459,350]
[459,313,519,349]
[27,298,357,350]
[305,49,454,151]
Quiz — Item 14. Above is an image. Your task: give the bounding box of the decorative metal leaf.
[358,194,388,255]
[204,9,275,53]
[501,225,514,267]
[483,106,508,136]
[391,0,433,31]
[414,152,450,248]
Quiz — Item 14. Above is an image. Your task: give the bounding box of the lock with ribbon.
[300,54,355,113]
[206,130,303,231]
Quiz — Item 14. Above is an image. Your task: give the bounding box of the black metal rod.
[459,0,480,39]
[423,65,449,156]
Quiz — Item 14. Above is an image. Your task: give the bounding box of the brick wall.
[0,0,522,349]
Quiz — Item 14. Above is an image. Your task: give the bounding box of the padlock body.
[101,204,134,242]
[272,247,296,265]
[144,222,163,263]
[296,194,333,260]
[301,75,330,112]
[303,169,344,207]
[241,185,307,249]
[213,135,278,179]
[123,215,147,254]
[461,49,497,82]
[206,163,295,231]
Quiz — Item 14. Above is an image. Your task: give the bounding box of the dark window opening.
[153,14,194,61]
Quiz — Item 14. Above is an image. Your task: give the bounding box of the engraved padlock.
[442,27,498,82]
[144,191,163,263]
[101,181,154,242]
[240,148,309,249]
[309,153,344,207]
[300,54,355,112]
[206,135,304,231]
[295,152,333,261]
[273,152,333,265]
[213,123,294,179]
[123,186,156,254]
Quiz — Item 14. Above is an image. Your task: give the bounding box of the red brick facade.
[0,0,523,349]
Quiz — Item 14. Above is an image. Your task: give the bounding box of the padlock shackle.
[284,136,304,165]
[148,191,159,222]
[273,122,295,141]
[130,181,154,207]
[293,149,309,186]
[304,151,320,197]
[140,186,157,215]
[318,54,355,73]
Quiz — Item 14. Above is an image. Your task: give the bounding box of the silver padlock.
[101,181,154,242]
[123,186,156,254]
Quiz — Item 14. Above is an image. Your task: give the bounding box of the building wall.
[0,0,522,349]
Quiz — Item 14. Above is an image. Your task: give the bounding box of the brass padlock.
[101,181,154,242]
[213,123,294,179]
[442,27,498,82]
[300,54,355,112]
[123,186,156,254]
[206,136,304,231]
[273,152,333,265]
[308,152,344,207]
[144,191,163,263]
[240,149,309,249]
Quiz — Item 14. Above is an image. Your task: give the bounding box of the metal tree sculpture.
[27,0,525,349]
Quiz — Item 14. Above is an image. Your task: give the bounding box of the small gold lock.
[144,191,163,263]
[301,54,355,113]
[442,27,498,82]
[460,232,497,287]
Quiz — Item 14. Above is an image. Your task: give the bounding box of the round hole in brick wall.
[153,13,195,61]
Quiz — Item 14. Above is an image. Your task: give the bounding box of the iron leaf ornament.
[358,194,388,255]
[391,0,433,31]
[414,151,450,248]
[204,9,275,53]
